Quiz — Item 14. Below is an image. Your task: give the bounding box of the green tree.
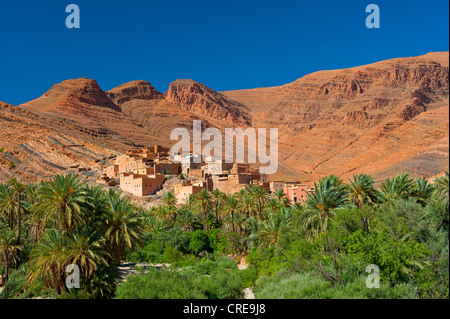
[225,194,239,233]
[104,189,144,262]
[8,179,27,244]
[300,175,350,239]
[162,191,177,208]
[196,189,212,225]
[27,229,68,293]
[0,229,23,283]
[34,174,90,232]
[379,173,415,204]
[347,174,378,208]
[411,177,435,207]
[64,229,110,281]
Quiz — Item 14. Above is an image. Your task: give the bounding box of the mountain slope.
[222,52,449,182]
[2,52,448,184]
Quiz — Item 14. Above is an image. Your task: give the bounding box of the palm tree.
[379,173,414,204]
[185,193,196,210]
[156,205,177,224]
[434,171,449,207]
[26,213,44,244]
[9,179,27,244]
[249,186,268,219]
[241,192,255,219]
[266,198,281,214]
[104,189,144,262]
[196,189,212,224]
[0,184,16,229]
[0,229,23,283]
[225,194,239,233]
[300,175,349,239]
[434,171,449,229]
[211,189,223,221]
[176,209,200,232]
[257,210,292,248]
[64,229,110,282]
[411,177,435,206]
[83,185,109,233]
[162,191,177,208]
[34,174,90,232]
[28,229,68,293]
[273,189,287,202]
[347,174,378,208]
[281,196,292,207]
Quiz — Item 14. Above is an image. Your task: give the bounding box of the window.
[294,197,297,203]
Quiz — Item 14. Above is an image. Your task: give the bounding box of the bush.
[255,271,333,299]
[181,257,244,299]
[254,271,419,299]
[156,227,192,254]
[239,266,259,288]
[344,226,432,284]
[115,268,205,299]
[189,230,212,255]
[198,269,243,299]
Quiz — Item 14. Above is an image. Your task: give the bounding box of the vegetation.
[0,171,448,299]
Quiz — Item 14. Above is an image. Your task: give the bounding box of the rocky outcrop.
[6,52,449,183]
[107,80,164,106]
[222,52,449,182]
[23,77,119,112]
[165,79,250,126]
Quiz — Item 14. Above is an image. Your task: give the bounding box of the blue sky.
[0,0,448,105]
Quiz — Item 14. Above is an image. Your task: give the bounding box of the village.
[96,145,315,205]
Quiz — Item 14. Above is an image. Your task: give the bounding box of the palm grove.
[0,171,448,299]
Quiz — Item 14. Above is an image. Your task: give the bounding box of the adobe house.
[133,167,155,175]
[269,181,285,192]
[105,164,119,178]
[174,180,206,204]
[203,162,266,194]
[120,172,166,196]
[175,153,203,176]
[154,161,181,175]
[96,173,118,187]
[283,183,312,204]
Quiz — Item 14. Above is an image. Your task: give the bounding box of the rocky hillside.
[1,52,448,184]
[222,52,449,182]
[165,79,250,127]
[0,101,117,183]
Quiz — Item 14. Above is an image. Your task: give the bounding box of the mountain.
[165,79,251,127]
[0,101,116,183]
[222,52,449,182]
[1,52,448,184]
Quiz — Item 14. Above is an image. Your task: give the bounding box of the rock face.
[23,77,119,112]
[0,101,116,183]
[222,52,449,182]
[107,80,164,106]
[165,79,250,126]
[2,52,448,184]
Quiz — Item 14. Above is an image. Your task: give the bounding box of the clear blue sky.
[0,0,448,105]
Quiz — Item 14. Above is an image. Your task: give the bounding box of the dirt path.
[243,287,255,299]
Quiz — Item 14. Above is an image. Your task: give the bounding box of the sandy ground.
[243,287,255,299]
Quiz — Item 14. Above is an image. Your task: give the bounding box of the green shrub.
[255,271,333,299]
[115,268,205,299]
[189,230,212,255]
[254,271,419,299]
